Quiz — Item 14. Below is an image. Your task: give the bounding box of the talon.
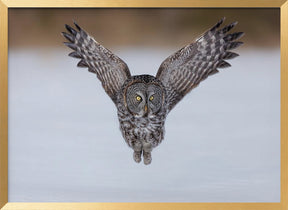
[143,151,152,165]
[133,151,142,163]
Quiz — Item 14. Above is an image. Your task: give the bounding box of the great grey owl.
[62,17,244,165]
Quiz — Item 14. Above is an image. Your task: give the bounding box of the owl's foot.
[133,151,142,163]
[143,151,152,165]
[142,142,152,165]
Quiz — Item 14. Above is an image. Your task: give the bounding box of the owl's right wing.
[62,22,131,103]
[156,18,244,112]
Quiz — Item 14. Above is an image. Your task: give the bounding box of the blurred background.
[8,9,280,202]
[9,8,279,48]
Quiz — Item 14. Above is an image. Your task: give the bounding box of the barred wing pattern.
[62,22,131,103]
[156,18,244,111]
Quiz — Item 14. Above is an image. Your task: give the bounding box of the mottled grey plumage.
[62,18,244,164]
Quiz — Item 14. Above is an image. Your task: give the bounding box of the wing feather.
[156,18,244,111]
[62,22,131,103]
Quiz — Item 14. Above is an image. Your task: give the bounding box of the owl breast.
[117,103,166,148]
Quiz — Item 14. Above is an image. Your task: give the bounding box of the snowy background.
[8,48,280,202]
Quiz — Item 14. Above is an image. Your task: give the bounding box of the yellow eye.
[149,95,154,101]
[136,95,142,101]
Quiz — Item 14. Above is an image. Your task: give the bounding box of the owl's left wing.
[62,22,131,103]
[156,18,244,112]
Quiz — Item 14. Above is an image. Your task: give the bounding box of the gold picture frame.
[0,0,287,209]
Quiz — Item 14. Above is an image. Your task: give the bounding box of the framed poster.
[0,0,287,210]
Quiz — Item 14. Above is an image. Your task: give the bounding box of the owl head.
[123,75,165,118]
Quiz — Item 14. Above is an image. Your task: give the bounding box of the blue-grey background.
[8,9,280,202]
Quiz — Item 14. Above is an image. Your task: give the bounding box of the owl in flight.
[62,18,244,165]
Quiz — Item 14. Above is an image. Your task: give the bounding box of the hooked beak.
[142,104,148,117]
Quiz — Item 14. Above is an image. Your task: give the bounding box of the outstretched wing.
[62,22,131,103]
[156,18,244,111]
